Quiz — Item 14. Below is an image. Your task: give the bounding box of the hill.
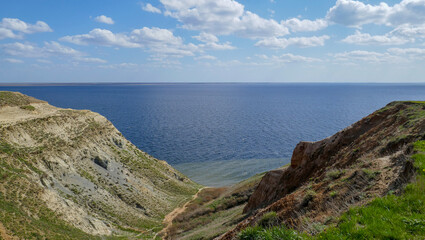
[0,91,200,239]
[219,101,425,239]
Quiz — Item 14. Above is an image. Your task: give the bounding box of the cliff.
[0,91,200,239]
[219,101,425,239]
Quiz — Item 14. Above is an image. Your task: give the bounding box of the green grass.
[239,226,307,240]
[20,105,36,111]
[238,140,425,240]
[257,212,280,228]
[326,169,345,180]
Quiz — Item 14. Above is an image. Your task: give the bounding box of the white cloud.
[332,47,425,64]
[0,18,52,40]
[390,23,425,39]
[342,30,412,45]
[388,0,425,26]
[193,32,219,43]
[1,41,106,63]
[61,28,139,48]
[94,15,114,25]
[3,58,23,63]
[269,53,322,63]
[75,57,107,63]
[255,35,330,49]
[143,3,161,13]
[160,0,289,38]
[332,50,403,63]
[326,0,425,27]
[0,18,52,33]
[387,47,425,60]
[327,0,390,27]
[193,32,235,50]
[61,27,201,59]
[388,47,425,55]
[195,55,217,60]
[0,28,19,40]
[281,18,328,32]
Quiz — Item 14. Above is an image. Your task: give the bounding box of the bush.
[257,211,279,228]
[326,169,344,180]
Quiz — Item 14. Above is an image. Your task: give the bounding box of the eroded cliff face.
[0,92,200,239]
[219,101,425,239]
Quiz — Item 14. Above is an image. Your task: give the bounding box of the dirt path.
[158,187,207,239]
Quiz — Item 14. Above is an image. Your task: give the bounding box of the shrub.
[329,191,338,198]
[257,211,279,228]
[302,190,316,206]
[326,169,344,180]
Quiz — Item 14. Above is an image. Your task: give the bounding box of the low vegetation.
[20,105,36,111]
[163,172,265,239]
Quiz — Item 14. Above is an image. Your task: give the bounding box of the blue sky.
[1,0,425,83]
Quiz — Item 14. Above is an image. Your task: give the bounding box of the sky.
[1,0,425,83]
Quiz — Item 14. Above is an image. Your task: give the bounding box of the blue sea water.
[1,83,425,186]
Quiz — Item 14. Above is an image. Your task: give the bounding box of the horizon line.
[1,81,425,86]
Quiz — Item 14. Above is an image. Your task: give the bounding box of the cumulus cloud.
[281,18,328,32]
[327,0,425,27]
[193,32,235,50]
[160,0,289,38]
[1,41,106,63]
[143,3,161,13]
[61,27,198,58]
[61,28,139,48]
[342,30,412,45]
[255,35,330,49]
[0,28,18,40]
[94,15,114,25]
[390,23,425,39]
[0,18,52,39]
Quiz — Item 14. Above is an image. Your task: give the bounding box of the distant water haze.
[2,83,425,186]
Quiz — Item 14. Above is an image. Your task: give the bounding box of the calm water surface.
[1,83,424,186]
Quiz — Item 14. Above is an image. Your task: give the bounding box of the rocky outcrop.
[0,91,200,239]
[220,101,425,239]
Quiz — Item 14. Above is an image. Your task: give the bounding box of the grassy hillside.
[239,140,425,239]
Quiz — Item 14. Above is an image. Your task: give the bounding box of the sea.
[1,83,425,186]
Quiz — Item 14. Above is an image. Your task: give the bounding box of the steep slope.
[0,91,200,239]
[219,101,425,239]
[160,171,267,240]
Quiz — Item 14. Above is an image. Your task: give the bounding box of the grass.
[20,105,36,111]
[326,169,345,180]
[238,140,425,240]
[257,212,280,228]
[0,91,42,107]
[239,226,306,240]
